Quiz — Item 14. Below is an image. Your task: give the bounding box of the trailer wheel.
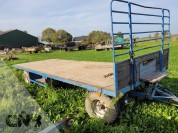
[23,71,30,83]
[85,92,119,123]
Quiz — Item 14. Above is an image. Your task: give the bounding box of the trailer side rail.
[110,0,171,95]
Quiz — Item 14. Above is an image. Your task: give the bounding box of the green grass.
[1,40,178,133]
[6,40,170,64]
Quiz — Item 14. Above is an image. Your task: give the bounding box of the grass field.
[1,40,178,133]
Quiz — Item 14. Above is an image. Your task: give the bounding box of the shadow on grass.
[70,110,178,133]
[160,77,178,94]
[107,99,178,133]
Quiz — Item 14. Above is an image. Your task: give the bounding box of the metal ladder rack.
[110,0,178,107]
[110,0,171,64]
[110,0,171,94]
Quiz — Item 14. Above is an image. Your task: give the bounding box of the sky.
[0,0,178,38]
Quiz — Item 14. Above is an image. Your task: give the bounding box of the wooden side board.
[117,49,169,90]
[163,49,169,69]
[117,60,130,89]
[141,71,170,83]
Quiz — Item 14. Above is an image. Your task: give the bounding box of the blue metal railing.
[110,0,171,63]
[111,0,170,95]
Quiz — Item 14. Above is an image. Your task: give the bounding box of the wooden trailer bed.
[14,59,115,91]
[14,49,170,94]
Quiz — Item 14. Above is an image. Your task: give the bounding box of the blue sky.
[0,0,177,38]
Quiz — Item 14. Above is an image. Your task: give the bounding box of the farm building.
[73,36,87,43]
[0,29,38,49]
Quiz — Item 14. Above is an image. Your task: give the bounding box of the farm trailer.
[13,0,178,125]
[95,39,123,51]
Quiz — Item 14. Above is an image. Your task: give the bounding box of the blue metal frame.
[110,0,171,96]
[113,63,119,94]
[13,65,116,97]
[111,0,170,62]
[110,0,178,107]
[130,83,178,107]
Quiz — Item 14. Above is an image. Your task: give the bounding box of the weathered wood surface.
[15,59,115,91]
[16,49,169,91]
[117,49,169,89]
[140,59,156,78]
[117,60,130,89]
[117,51,160,89]
[163,49,169,68]
[140,71,170,83]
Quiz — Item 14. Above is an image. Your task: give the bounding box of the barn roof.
[0,29,38,48]
[0,29,36,37]
[73,36,87,42]
[0,30,13,35]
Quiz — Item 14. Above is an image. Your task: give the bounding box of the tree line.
[41,28,170,45]
[41,28,73,45]
[149,31,169,39]
[41,28,116,45]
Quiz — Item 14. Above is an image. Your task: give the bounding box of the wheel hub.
[92,100,108,118]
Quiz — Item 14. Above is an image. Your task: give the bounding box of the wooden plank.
[161,48,169,69]
[117,51,161,89]
[36,78,46,84]
[117,49,169,90]
[118,72,130,82]
[163,52,168,68]
[140,71,170,83]
[117,60,130,71]
[118,78,130,89]
[15,59,115,91]
[135,52,159,62]
[117,60,130,89]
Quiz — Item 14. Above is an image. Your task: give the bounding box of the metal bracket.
[151,84,178,107]
[130,83,178,107]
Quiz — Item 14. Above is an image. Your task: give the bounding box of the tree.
[41,28,56,43]
[81,37,89,45]
[87,31,111,44]
[154,32,159,39]
[51,30,73,45]
[148,34,152,38]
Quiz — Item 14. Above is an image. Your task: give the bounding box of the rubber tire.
[23,71,30,83]
[85,92,119,123]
